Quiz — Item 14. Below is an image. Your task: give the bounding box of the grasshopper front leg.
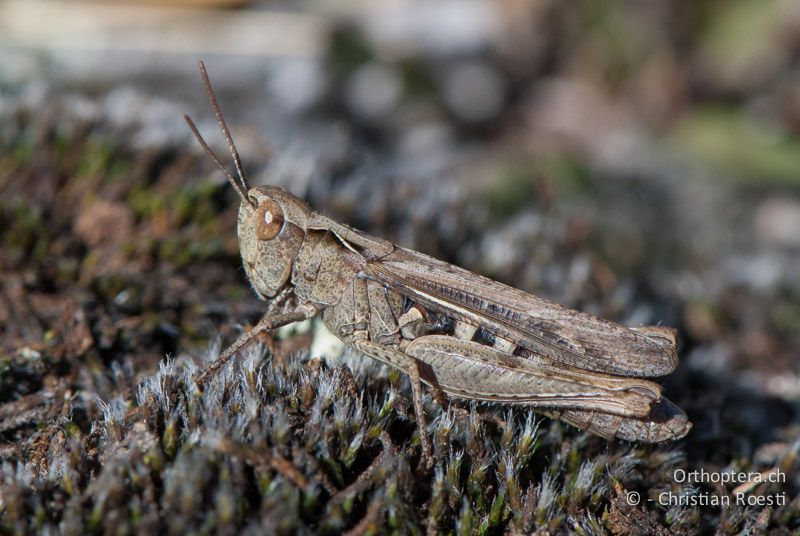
[196,305,316,385]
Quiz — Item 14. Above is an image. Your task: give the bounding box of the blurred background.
[1,0,799,533]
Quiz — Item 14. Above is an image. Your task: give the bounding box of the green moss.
[32,235,49,262]
[489,489,507,526]
[64,422,81,439]
[12,137,35,168]
[455,498,474,536]
[484,165,537,223]
[401,60,436,100]
[329,29,374,77]
[88,502,105,533]
[54,131,74,163]
[129,184,166,220]
[106,155,133,183]
[577,0,643,88]
[162,417,179,459]
[56,257,81,285]
[773,299,800,338]
[2,200,45,264]
[343,434,363,469]
[699,0,780,78]
[92,273,129,302]
[129,503,141,527]
[544,155,597,197]
[669,107,800,186]
[76,140,119,178]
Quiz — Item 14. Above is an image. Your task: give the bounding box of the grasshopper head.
[237,186,311,298]
[184,61,311,298]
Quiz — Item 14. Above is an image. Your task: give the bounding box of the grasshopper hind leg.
[352,338,437,470]
[546,397,691,443]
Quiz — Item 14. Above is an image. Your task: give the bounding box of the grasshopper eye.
[256,198,284,240]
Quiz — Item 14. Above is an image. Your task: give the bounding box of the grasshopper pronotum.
[184,61,690,468]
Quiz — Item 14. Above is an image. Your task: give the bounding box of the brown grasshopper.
[184,61,690,468]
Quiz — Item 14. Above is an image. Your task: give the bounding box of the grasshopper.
[185,61,690,468]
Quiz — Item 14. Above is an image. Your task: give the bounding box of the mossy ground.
[3,1,800,531]
[0,89,797,535]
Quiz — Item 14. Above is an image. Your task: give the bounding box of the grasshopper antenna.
[184,60,255,207]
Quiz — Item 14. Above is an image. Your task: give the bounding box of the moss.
[2,200,45,265]
[773,299,800,339]
[76,140,119,179]
[544,155,598,197]
[329,28,374,78]
[669,107,800,186]
[53,131,74,163]
[92,273,129,302]
[12,137,35,168]
[699,0,781,81]
[484,164,538,223]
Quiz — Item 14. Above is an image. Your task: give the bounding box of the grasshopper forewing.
[185,61,691,469]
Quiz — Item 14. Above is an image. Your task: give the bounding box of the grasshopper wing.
[367,247,677,378]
